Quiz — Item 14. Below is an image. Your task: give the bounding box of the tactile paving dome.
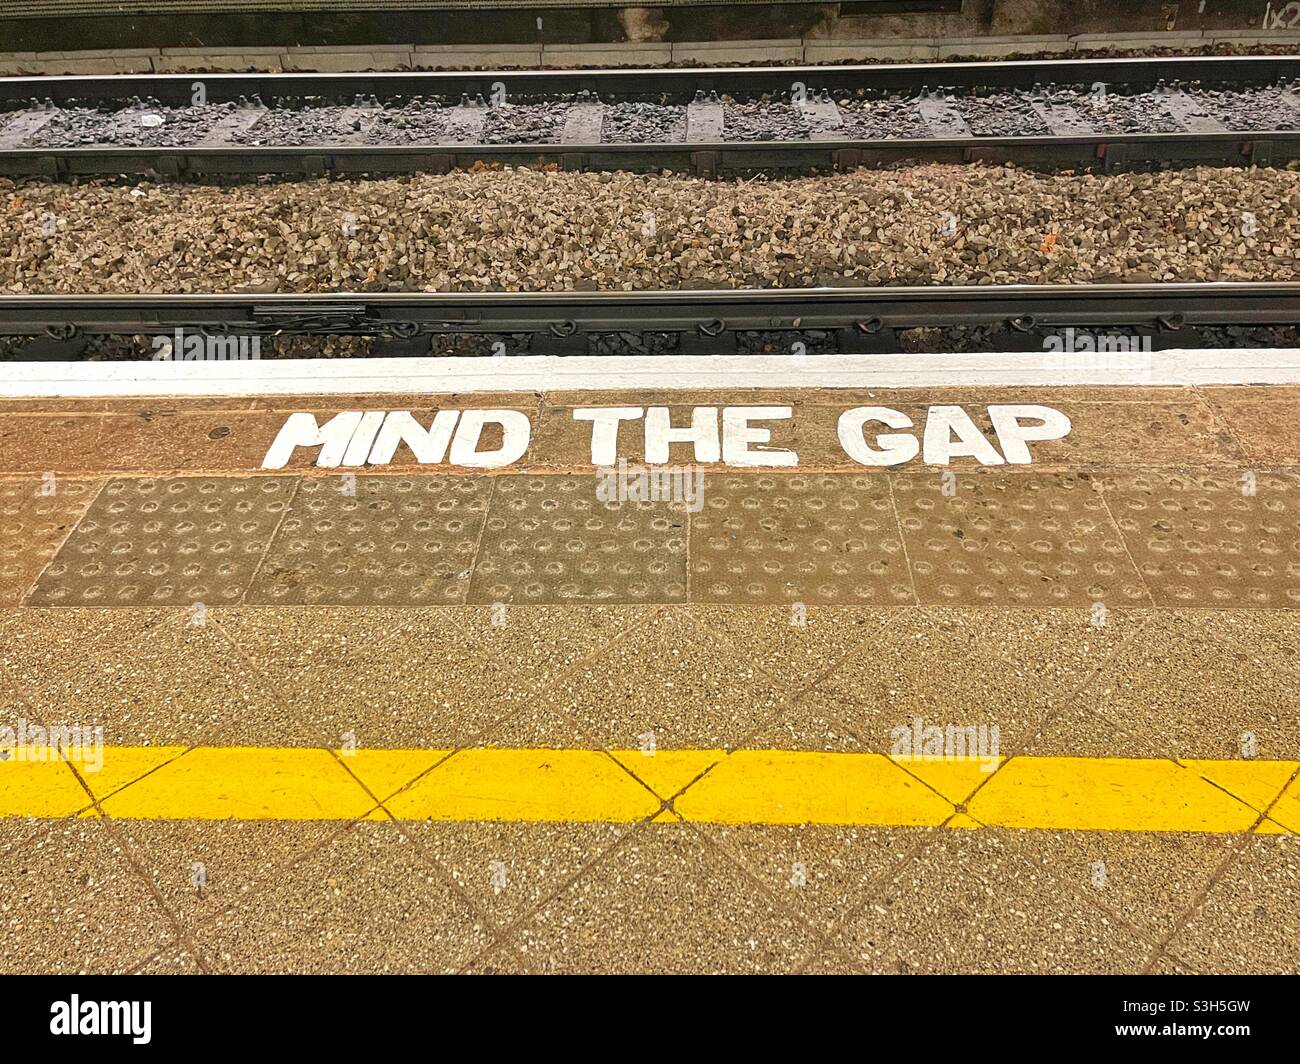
[893,471,1148,607]
[1,477,101,605]
[690,473,913,604]
[247,474,492,605]
[467,474,687,604]
[1105,471,1300,607]
[30,477,293,606]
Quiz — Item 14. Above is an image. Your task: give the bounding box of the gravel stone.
[602,103,687,144]
[1189,86,1300,131]
[24,104,232,148]
[723,99,809,142]
[8,82,1300,149]
[479,103,567,144]
[236,106,374,146]
[836,96,930,139]
[956,93,1052,136]
[366,100,451,144]
[1,164,1297,294]
[1069,90,1184,133]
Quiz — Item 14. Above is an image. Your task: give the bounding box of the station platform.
[1,370,1298,973]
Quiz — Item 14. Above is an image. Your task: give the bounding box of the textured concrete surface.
[1,384,1296,974]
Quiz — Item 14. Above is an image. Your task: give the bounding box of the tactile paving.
[0,477,102,605]
[467,474,686,604]
[1104,472,1300,608]
[689,473,913,604]
[246,475,492,606]
[29,477,294,607]
[893,472,1148,607]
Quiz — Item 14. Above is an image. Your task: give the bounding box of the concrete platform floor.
[1,384,1297,973]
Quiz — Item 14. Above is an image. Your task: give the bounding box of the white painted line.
[4,350,1300,398]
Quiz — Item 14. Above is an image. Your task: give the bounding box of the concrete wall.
[0,28,1296,74]
[0,0,1294,67]
[0,0,1295,51]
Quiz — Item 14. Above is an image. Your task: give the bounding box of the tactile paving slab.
[893,472,1149,607]
[246,475,492,606]
[1105,471,1300,608]
[0,477,102,605]
[689,473,913,604]
[467,474,686,604]
[29,477,294,607]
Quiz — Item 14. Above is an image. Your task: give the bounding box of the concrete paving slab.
[191,819,492,974]
[0,607,305,747]
[531,606,789,750]
[893,471,1150,607]
[1202,386,1300,465]
[681,604,882,693]
[398,820,631,931]
[1007,828,1235,942]
[0,818,176,974]
[810,606,1135,757]
[691,473,913,605]
[698,823,927,935]
[110,819,344,936]
[833,828,1155,974]
[1085,609,1300,759]
[0,477,102,605]
[1105,471,1300,608]
[1166,835,1300,974]
[511,821,819,974]
[29,477,295,607]
[1018,687,1180,760]
[467,474,687,605]
[246,474,491,606]
[215,604,639,748]
[127,940,206,973]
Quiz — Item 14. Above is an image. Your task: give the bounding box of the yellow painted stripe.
[96,747,377,821]
[966,757,1297,833]
[0,755,89,818]
[674,751,956,826]
[0,747,1296,832]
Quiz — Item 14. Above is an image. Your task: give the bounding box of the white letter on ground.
[367,410,460,466]
[261,411,364,470]
[838,407,920,467]
[572,407,644,466]
[644,406,720,464]
[722,406,797,467]
[987,404,1072,465]
[922,405,1005,466]
[448,409,531,468]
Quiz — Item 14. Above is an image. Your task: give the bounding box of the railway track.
[3,283,1300,358]
[1,55,1299,177]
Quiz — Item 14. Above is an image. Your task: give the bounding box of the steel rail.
[2,283,1298,356]
[1,55,1299,176]
[0,131,1294,178]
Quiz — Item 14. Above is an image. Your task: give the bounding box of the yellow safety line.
[1,746,1297,834]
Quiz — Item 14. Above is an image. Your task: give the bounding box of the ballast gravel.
[956,94,1052,136]
[723,101,810,141]
[602,103,687,144]
[1,163,1297,293]
[24,104,231,148]
[1190,86,1300,131]
[836,97,931,139]
[1065,91,1185,134]
[366,101,450,143]
[480,103,566,144]
[6,83,1297,147]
